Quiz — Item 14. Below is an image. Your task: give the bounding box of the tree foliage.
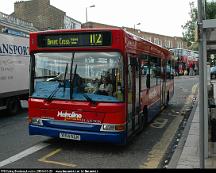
[206,1,216,19]
[182,0,216,50]
[182,2,197,49]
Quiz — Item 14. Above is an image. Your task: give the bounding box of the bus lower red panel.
[28,98,127,144]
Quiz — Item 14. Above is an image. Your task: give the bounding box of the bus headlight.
[101,124,125,132]
[30,118,44,126]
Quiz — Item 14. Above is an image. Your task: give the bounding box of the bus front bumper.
[29,125,127,145]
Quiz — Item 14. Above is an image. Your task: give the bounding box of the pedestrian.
[189,63,193,76]
[194,64,198,75]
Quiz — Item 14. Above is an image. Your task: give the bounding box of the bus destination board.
[38,31,112,48]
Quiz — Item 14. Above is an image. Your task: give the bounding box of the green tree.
[206,1,216,19]
[182,2,197,49]
[182,0,216,50]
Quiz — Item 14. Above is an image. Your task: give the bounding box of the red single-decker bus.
[28,28,174,145]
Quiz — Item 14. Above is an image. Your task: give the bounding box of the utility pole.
[85,5,95,23]
[134,22,141,33]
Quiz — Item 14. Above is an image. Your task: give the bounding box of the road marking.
[139,115,183,168]
[0,143,50,167]
[192,83,198,95]
[150,118,168,128]
[38,148,77,167]
[179,83,198,115]
[139,83,198,168]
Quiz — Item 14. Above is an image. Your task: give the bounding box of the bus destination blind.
[38,32,112,48]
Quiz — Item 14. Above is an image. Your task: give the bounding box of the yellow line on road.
[38,148,77,167]
[139,83,198,168]
[181,83,198,113]
[139,115,183,168]
[192,83,198,95]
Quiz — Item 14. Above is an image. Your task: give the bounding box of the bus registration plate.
[59,133,80,141]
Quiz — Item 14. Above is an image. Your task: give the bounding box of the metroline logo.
[57,111,82,119]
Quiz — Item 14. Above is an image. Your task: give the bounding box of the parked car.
[210,66,216,79]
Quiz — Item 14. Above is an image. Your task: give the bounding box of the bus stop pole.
[198,0,205,168]
[203,27,209,160]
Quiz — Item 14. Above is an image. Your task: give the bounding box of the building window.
[64,15,81,29]
[148,36,152,42]
[177,41,183,48]
[159,40,162,46]
[164,40,172,48]
[154,38,160,45]
[164,40,168,48]
[143,35,152,42]
[168,40,173,48]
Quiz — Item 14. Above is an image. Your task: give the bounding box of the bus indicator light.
[115,124,125,131]
[101,124,126,132]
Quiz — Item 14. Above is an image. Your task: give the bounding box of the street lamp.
[86,5,95,23]
[134,22,141,33]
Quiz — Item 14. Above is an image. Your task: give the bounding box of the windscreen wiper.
[70,53,75,99]
[70,64,77,99]
[63,63,68,92]
[46,63,68,101]
[83,93,96,104]
[46,83,61,101]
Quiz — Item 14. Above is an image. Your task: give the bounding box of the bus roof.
[30,28,172,59]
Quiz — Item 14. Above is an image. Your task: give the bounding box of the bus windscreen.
[37,31,112,48]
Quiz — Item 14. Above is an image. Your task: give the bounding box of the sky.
[0,0,197,37]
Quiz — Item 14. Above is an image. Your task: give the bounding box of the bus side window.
[170,60,175,79]
[139,54,150,89]
[140,60,148,90]
[155,59,161,85]
[167,60,174,80]
[148,56,160,87]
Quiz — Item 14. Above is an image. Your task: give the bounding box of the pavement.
[168,79,216,168]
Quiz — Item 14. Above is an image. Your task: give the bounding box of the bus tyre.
[7,98,21,115]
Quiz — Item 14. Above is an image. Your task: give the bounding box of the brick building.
[82,22,187,49]
[12,0,81,31]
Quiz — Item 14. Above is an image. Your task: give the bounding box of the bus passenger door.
[127,56,140,135]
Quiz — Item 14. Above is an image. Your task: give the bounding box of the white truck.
[0,33,29,114]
